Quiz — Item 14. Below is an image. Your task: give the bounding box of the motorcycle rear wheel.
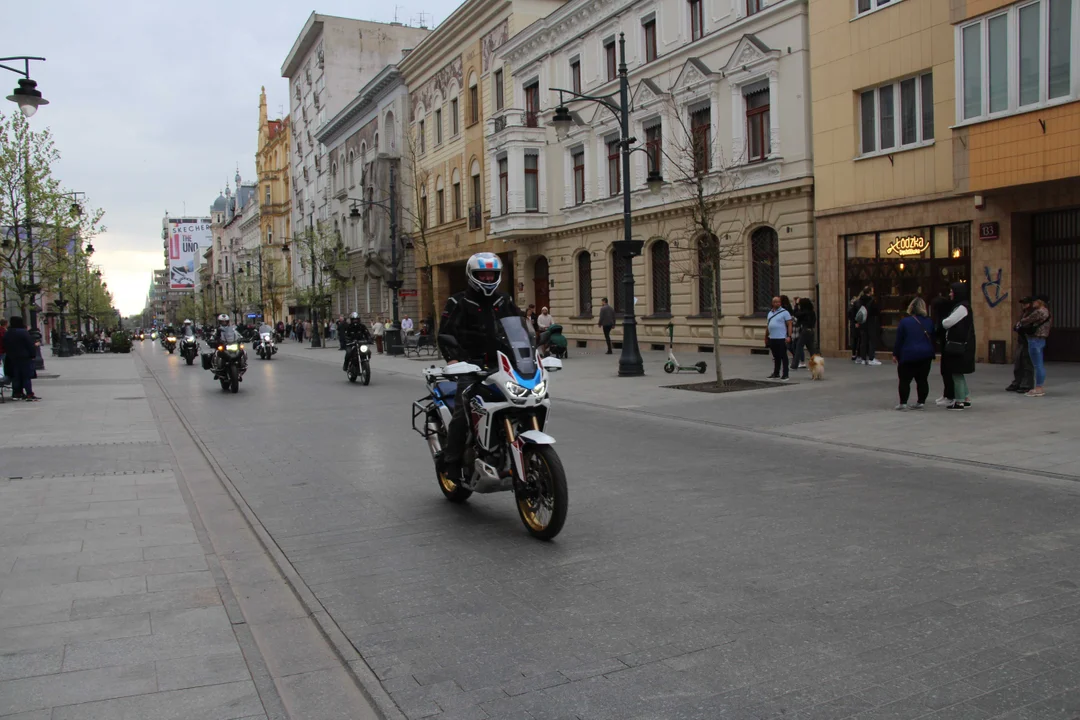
[229,365,239,394]
[516,445,568,540]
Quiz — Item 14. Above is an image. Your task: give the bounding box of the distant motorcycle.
[343,338,372,385]
[254,325,277,360]
[203,327,247,393]
[162,333,177,354]
[180,333,199,365]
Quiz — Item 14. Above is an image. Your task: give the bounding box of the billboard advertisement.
[167,219,211,290]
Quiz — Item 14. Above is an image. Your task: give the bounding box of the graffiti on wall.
[981,267,1010,308]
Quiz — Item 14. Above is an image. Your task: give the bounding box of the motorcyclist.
[209,314,233,345]
[181,319,196,338]
[341,312,373,370]
[436,252,521,481]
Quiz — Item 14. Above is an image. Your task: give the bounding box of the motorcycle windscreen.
[219,327,240,343]
[497,316,538,378]
[259,324,273,335]
[182,327,196,337]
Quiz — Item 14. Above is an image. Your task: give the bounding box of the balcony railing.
[487,108,547,137]
[468,204,483,231]
[525,110,539,128]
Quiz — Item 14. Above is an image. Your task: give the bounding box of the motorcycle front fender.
[518,429,556,445]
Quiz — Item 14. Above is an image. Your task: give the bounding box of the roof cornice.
[315,66,402,145]
[399,0,512,79]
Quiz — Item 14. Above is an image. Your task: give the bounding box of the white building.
[209,175,258,319]
[281,14,429,294]
[486,0,815,352]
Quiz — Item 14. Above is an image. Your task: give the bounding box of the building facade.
[810,0,1080,362]
[488,0,814,352]
[281,14,430,304]
[316,66,419,323]
[399,0,568,326]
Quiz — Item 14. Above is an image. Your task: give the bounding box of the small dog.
[808,354,825,381]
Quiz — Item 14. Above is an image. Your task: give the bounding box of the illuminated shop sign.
[885,235,929,257]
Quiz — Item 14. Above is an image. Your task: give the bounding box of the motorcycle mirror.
[541,356,563,372]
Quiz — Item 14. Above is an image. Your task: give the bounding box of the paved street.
[4,341,1080,719]
[136,338,1080,719]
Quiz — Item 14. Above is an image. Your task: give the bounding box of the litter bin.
[988,340,1007,365]
[385,325,403,356]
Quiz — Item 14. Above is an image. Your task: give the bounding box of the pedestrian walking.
[1007,297,1036,394]
[891,297,936,410]
[1019,295,1052,397]
[598,298,615,354]
[941,283,976,410]
[781,295,797,367]
[855,287,881,365]
[765,296,793,381]
[373,318,385,353]
[4,316,40,401]
[792,297,816,370]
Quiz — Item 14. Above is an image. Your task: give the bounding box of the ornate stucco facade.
[256,88,292,324]
[488,0,814,353]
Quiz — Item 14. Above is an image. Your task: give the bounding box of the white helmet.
[183,319,192,326]
[466,253,503,297]
[350,312,359,320]
[217,313,230,326]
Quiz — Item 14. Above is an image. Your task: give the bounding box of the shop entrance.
[1033,209,1080,362]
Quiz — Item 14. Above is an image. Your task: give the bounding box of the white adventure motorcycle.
[412,316,567,540]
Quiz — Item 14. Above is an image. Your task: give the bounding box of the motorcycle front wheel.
[361,362,371,386]
[516,445,568,540]
[229,365,239,393]
[185,355,194,366]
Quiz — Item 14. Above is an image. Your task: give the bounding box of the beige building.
[488,0,815,354]
[810,0,1080,362]
[398,0,567,327]
[255,88,292,324]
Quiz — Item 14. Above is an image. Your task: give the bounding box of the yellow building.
[810,0,1080,362]
[398,0,567,325]
[256,87,293,323]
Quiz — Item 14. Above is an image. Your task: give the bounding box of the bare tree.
[655,93,771,384]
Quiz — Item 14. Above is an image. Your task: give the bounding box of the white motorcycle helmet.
[350,312,360,320]
[217,313,231,326]
[466,252,503,297]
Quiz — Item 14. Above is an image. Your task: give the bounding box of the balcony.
[486,108,547,143]
[468,204,483,231]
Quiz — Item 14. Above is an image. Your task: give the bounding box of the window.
[471,166,482,216]
[745,87,771,162]
[451,98,459,135]
[435,109,443,144]
[494,69,504,111]
[498,158,509,215]
[612,250,629,313]
[420,186,428,227]
[576,252,592,315]
[453,179,462,220]
[267,229,273,245]
[265,185,271,204]
[959,1,1075,123]
[469,83,479,124]
[570,58,582,93]
[697,234,718,314]
[747,0,763,15]
[525,82,540,127]
[751,227,779,314]
[437,187,445,224]
[856,0,895,15]
[651,240,671,313]
[860,73,934,155]
[643,18,657,63]
[607,138,621,196]
[645,122,662,176]
[605,39,617,81]
[689,0,704,41]
[525,154,539,212]
[419,119,426,153]
[690,106,711,173]
[573,149,586,205]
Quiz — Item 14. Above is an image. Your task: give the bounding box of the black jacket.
[4,327,35,360]
[941,283,976,375]
[343,321,372,344]
[439,288,520,366]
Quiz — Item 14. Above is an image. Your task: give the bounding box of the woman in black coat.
[940,283,976,410]
[4,316,39,400]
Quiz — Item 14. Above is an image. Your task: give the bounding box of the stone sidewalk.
[278,338,1080,481]
[0,354,380,720]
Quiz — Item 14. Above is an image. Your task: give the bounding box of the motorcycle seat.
[432,381,458,406]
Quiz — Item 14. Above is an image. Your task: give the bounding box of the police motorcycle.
[202,325,248,393]
[179,324,200,366]
[253,324,277,360]
[412,316,567,540]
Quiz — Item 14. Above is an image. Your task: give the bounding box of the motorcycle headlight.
[505,381,529,398]
[167,337,176,342]
[532,381,547,397]
[225,343,240,352]
[359,345,369,354]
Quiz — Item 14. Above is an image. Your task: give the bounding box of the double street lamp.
[347,163,402,355]
[550,33,663,377]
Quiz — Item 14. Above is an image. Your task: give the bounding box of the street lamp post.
[550,34,662,377]
[347,163,401,355]
[2,56,49,118]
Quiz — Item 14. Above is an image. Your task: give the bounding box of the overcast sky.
[7,0,459,315]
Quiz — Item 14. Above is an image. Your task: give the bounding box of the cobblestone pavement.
[133,339,1080,720]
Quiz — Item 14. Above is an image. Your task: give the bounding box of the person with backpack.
[855,287,881,365]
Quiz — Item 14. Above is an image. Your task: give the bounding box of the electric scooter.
[663,322,706,374]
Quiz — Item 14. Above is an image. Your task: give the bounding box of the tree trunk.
[711,260,723,384]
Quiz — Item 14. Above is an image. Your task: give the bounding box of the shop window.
[689,0,704,40]
[751,227,779,314]
[651,240,671,314]
[959,0,1074,124]
[577,252,592,315]
[860,72,934,155]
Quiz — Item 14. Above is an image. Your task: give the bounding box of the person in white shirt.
[765,296,793,380]
[401,316,414,334]
[536,307,554,330]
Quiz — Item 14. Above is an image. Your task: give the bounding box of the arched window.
[435,176,445,225]
[451,168,461,221]
[576,251,592,316]
[374,133,379,154]
[697,234,719,315]
[339,152,346,188]
[751,226,780,314]
[468,73,479,124]
[348,151,355,186]
[420,185,428,229]
[331,162,337,192]
[384,111,395,151]
[611,248,629,313]
[650,240,671,314]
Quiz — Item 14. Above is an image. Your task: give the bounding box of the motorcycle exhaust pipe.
[425,422,442,458]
